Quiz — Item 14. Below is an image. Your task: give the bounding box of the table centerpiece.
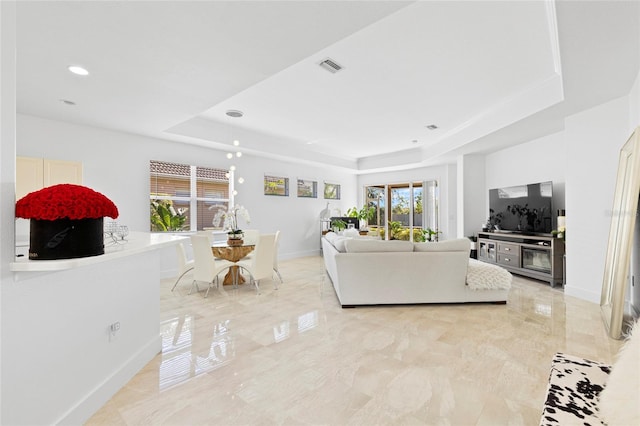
[212,204,251,246]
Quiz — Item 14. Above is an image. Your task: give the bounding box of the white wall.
[483,96,632,304]
[564,96,631,303]
[357,164,456,240]
[485,131,567,228]
[631,70,640,127]
[16,114,357,263]
[457,154,486,238]
[0,2,17,422]
[3,249,164,425]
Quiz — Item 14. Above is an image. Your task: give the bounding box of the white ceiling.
[15,1,640,172]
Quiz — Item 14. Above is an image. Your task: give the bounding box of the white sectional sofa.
[322,233,510,308]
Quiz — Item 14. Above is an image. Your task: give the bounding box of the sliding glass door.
[364,180,438,241]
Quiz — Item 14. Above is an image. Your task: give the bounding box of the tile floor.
[87,256,622,425]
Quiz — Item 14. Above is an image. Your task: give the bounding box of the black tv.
[488,181,553,234]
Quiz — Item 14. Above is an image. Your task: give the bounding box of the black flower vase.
[29,218,105,260]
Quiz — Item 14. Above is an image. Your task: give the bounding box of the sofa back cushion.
[345,239,413,253]
[414,238,469,252]
[324,232,350,252]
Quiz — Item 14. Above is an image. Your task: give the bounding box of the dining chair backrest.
[190,235,216,283]
[273,230,280,268]
[243,229,259,245]
[250,233,276,281]
[171,240,196,291]
[196,230,214,244]
[272,230,283,283]
[176,242,190,272]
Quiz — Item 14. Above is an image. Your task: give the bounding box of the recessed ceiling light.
[226,110,244,118]
[426,124,438,130]
[68,65,89,76]
[59,99,76,106]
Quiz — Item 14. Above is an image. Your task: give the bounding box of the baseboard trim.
[280,249,321,260]
[563,284,601,304]
[56,335,162,425]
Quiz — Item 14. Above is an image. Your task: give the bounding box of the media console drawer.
[497,253,520,267]
[498,242,519,254]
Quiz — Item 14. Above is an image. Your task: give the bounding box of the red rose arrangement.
[16,184,119,221]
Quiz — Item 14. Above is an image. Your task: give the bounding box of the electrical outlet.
[108,321,121,342]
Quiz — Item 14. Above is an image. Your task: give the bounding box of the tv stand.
[477,232,565,287]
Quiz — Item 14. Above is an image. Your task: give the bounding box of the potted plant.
[330,218,347,233]
[424,227,441,242]
[486,209,504,231]
[347,205,376,232]
[212,204,251,245]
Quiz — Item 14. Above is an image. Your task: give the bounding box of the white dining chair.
[190,235,235,298]
[273,230,283,283]
[196,230,215,244]
[236,233,277,294]
[242,229,260,245]
[171,241,195,292]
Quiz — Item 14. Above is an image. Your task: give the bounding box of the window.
[365,180,438,241]
[150,160,230,232]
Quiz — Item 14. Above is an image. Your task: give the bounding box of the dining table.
[211,241,255,285]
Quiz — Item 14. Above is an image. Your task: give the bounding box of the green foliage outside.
[150,199,188,232]
[379,221,440,242]
[391,190,423,215]
[346,205,376,221]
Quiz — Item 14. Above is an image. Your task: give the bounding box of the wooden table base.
[222,266,247,286]
[212,245,255,286]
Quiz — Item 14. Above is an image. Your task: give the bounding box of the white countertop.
[10,232,187,272]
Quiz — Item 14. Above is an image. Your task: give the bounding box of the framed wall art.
[264,175,289,196]
[324,182,340,200]
[297,179,317,198]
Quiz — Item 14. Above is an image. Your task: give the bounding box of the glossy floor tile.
[87,256,622,425]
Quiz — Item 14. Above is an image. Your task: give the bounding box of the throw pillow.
[598,319,640,425]
[324,231,337,243]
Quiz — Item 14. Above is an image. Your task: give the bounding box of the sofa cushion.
[333,236,350,252]
[324,231,338,243]
[323,232,350,252]
[414,238,469,252]
[598,320,640,426]
[345,239,413,253]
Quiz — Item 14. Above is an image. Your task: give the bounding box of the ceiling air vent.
[319,58,343,74]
